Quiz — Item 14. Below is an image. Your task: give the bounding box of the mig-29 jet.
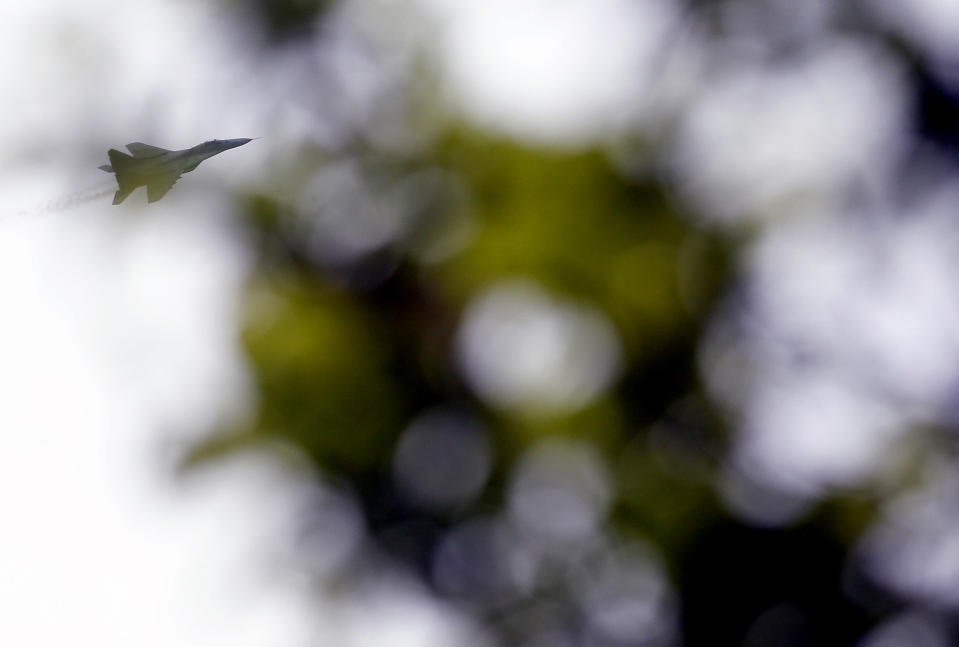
[99,138,253,204]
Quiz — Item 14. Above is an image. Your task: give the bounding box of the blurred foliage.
[238,0,335,43]
[213,131,735,471]
[436,138,699,345]
[241,275,402,473]
[197,128,738,643]
[183,0,959,645]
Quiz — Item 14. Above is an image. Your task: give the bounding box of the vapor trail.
[12,178,117,216]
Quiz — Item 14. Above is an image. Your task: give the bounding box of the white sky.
[672,37,907,223]
[869,0,959,64]
[412,0,682,147]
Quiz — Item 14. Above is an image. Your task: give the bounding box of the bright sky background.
[412,0,682,146]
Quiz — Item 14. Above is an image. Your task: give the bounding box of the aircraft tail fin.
[107,149,134,172]
[108,149,137,204]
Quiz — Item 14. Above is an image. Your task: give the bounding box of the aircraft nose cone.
[220,138,253,150]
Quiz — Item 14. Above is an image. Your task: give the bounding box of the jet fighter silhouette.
[99,138,253,204]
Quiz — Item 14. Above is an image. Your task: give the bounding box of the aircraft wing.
[146,174,180,203]
[126,142,170,158]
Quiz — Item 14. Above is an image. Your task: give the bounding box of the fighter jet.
[99,138,253,204]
